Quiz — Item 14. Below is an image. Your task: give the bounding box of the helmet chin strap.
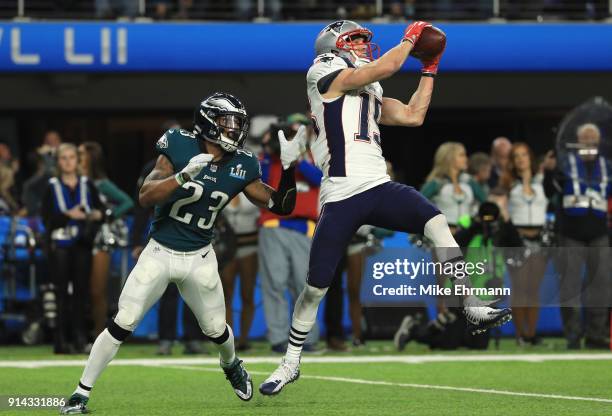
[219,132,238,152]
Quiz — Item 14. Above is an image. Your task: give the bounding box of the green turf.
[0,338,602,360]
[0,341,611,415]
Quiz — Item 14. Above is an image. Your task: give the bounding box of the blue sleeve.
[297,159,323,186]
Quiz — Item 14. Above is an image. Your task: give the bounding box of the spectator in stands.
[173,0,193,19]
[500,142,549,346]
[421,142,486,234]
[95,0,138,18]
[21,153,46,216]
[0,141,20,180]
[78,142,134,336]
[152,0,172,19]
[21,131,63,216]
[258,116,321,353]
[489,136,512,189]
[221,192,260,351]
[544,123,611,349]
[0,164,19,215]
[468,152,492,216]
[388,0,416,20]
[42,143,104,354]
[236,0,281,20]
[468,152,492,195]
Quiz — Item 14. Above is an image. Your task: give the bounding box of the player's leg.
[364,181,512,333]
[61,241,171,414]
[260,199,363,395]
[176,247,252,401]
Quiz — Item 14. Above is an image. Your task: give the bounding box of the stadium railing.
[2,0,611,21]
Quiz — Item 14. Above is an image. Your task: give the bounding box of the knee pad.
[200,310,227,340]
[113,303,143,333]
[302,284,328,304]
[424,214,458,248]
[293,284,328,323]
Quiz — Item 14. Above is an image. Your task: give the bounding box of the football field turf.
[0,341,611,415]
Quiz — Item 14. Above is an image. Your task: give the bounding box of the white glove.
[176,153,214,185]
[278,125,307,170]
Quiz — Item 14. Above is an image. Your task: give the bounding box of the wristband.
[175,172,190,186]
[421,72,436,78]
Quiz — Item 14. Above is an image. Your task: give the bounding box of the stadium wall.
[1,22,612,72]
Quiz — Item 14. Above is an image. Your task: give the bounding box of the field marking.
[1,353,612,368]
[162,364,612,405]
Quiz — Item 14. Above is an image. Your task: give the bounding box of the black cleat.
[59,393,89,414]
[222,358,253,401]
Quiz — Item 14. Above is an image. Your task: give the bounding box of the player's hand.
[402,21,431,45]
[279,125,307,170]
[178,153,214,185]
[421,51,443,76]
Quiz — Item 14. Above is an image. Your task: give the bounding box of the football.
[409,25,447,61]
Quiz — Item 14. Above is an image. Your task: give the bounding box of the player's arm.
[138,155,179,208]
[323,21,430,99]
[242,125,308,215]
[379,76,434,127]
[243,168,297,215]
[139,152,213,208]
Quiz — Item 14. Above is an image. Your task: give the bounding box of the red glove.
[402,21,431,45]
[421,51,444,76]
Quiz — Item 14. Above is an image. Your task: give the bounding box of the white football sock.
[214,325,236,366]
[75,329,122,397]
[285,285,327,361]
[423,214,473,297]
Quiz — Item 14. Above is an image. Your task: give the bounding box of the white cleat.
[259,358,300,396]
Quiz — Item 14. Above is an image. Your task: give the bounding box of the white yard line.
[1,353,612,368]
[162,364,612,405]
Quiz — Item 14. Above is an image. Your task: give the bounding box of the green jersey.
[150,128,261,251]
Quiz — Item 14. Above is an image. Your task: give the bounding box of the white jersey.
[508,174,548,227]
[307,54,390,206]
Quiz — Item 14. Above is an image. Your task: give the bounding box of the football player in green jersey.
[61,92,306,414]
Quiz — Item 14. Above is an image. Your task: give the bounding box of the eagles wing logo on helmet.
[193,92,249,153]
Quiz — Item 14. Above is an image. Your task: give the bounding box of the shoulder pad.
[312,53,348,68]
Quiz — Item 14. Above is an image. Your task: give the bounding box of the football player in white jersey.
[260,20,512,396]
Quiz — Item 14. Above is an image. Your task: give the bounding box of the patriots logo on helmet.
[326,21,344,32]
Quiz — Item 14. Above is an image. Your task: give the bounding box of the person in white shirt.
[500,142,548,346]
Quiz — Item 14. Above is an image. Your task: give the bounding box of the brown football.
[409,26,446,61]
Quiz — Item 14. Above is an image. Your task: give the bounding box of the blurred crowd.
[11,0,610,20]
[0,108,610,355]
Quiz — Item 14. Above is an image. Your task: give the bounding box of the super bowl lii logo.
[230,164,246,180]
